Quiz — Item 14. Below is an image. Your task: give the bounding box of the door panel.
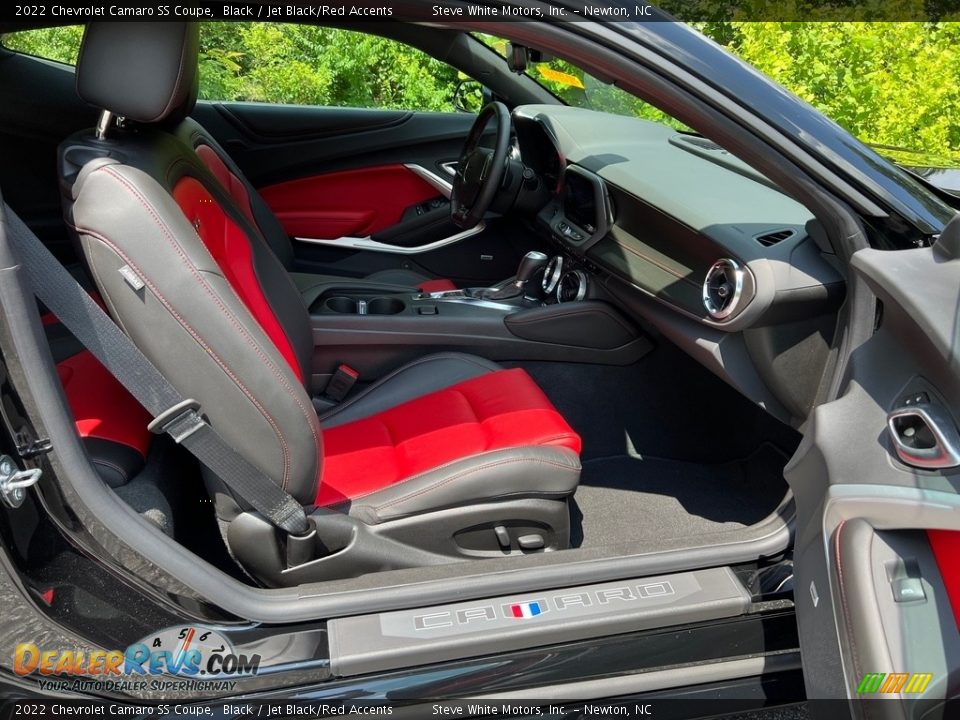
[788,222,960,711]
[192,103,476,186]
[191,102,519,285]
[259,164,441,239]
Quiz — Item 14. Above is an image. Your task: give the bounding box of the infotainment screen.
[562,172,597,234]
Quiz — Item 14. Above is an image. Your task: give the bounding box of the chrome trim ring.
[702,258,744,320]
[542,255,564,295]
[556,269,588,303]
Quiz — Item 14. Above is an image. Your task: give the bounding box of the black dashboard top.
[513,104,843,331]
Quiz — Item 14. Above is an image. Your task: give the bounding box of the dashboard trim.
[295,222,485,255]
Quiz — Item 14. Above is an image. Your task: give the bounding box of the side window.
[199,23,464,112]
[1,26,83,65]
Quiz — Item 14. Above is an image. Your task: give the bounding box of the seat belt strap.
[2,203,310,537]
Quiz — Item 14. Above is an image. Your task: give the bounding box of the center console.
[307,166,646,390]
[306,250,648,389]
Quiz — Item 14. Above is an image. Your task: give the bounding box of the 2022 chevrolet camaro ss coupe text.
[0,6,958,718]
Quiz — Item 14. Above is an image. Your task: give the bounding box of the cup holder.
[324,296,359,314]
[321,296,405,315]
[366,297,405,315]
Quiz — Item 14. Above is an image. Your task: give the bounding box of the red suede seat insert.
[316,368,581,507]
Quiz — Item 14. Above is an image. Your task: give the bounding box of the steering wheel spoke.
[450,101,512,229]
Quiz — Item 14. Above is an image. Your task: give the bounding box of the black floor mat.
[570,443,789,548]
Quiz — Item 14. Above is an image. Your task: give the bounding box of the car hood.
[873,145,960,198]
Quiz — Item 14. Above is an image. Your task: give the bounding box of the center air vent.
[702,259,744,320]
[756,229,794,247]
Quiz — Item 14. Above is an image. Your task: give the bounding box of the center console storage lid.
[505,300,638,350]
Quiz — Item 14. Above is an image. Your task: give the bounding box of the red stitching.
[151,25,190,123]
[79,226,292,486]
[100,166,321,487]
[78,165,321,490]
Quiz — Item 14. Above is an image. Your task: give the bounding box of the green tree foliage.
[2,24,83,64]
[197,23,459,110]
[3,22,959,158]
[726,22,960,160]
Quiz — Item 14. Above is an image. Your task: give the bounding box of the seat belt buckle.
[147,399,203,443]
[323,364,359,403]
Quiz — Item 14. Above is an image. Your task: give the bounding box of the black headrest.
[76,22,199,125]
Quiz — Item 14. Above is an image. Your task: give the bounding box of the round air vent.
[702,259,744,320]
[557,270,588,303]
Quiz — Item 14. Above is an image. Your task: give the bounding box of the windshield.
[476,34,691,131]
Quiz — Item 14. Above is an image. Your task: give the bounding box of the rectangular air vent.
[756,229,794,247]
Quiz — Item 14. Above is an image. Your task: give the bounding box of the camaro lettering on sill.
[412,582,675,630]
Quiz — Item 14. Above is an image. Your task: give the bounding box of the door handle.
[887,405,960,469]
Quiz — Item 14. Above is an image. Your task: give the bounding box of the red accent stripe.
[195,145,257,228]
[56,349,152,456]
[418,279,457,293]
[316,368,581,506]
[928,530,960,629]
[259,164,440,239]
[172,176,304,381]
[511,605,523,618]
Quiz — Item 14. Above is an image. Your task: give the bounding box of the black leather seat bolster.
[327,446,582,524]
[317,353,502,429]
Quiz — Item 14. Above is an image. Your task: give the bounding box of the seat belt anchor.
[0,455,42,509]
[285,517,317,568]
[147,399,204,443]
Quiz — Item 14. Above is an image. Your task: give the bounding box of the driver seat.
[59,22,582,585]
[78,22,455,294]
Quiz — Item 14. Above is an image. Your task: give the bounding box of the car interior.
[0,20,851,594]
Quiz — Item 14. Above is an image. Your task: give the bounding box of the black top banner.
[3,0,960,24]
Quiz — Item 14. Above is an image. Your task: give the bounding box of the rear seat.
[42,299,152,487]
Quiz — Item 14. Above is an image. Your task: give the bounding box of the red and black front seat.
[75,22,454,294]
[59,23,580,585]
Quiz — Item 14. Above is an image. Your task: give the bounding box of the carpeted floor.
[570,443,790,548]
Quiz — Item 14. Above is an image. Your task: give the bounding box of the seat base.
[229,496,571,586]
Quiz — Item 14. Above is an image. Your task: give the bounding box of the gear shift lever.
[481,251,549,300]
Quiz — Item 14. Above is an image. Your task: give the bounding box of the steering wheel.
[450,101,512,229]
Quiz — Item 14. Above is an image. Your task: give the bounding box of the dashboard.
[512,105,847,423]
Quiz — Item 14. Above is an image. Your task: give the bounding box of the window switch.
[892,577,926,603]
